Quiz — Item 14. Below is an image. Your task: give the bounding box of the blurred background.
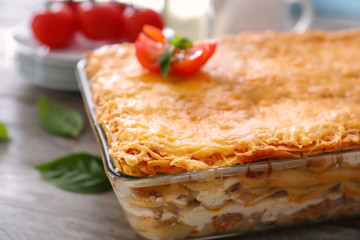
[2,0,360,35]
[2,0,360,33]
[2,0,360,91]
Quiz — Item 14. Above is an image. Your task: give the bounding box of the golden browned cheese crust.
[86,30,360,176]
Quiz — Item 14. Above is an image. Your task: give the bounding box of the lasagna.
[86,30,360,177]
[84,30,360,240]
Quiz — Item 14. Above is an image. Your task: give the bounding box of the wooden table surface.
[0,3,360,240]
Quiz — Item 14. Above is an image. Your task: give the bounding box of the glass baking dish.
[76,59,360,240]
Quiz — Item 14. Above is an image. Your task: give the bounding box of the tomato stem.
[44,0,52,10]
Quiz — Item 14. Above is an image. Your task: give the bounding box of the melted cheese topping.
[86,30,360,176]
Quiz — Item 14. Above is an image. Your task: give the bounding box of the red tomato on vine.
[31,2,76,48]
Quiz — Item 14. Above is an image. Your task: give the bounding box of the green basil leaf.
[159,51,172,78]
[0,123,10,140]
[168,35,192,49]
[35,153,112,194]
[37,96,84,138]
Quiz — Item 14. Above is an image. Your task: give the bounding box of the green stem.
[44,0,52,9]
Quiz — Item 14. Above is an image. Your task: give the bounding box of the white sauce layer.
[179,197,324,231]
[120,189,343,232]
[342,153,360,167]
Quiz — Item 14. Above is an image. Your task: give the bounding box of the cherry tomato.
[135,32,166,72]
[51,0,79,12]
[124,7,164,42]
[64,1,80,30]
[76,1,125,41]
[66,1,80,13]
[31,2,76,48]
[135,26,217,76]
[142,24,165,43]
[170,42,217,75]
[112,2,128,40]
[115,2,128,13]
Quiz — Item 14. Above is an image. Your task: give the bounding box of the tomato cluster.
[30,0,164,49]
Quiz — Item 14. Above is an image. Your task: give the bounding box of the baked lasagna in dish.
[82,30,360,240]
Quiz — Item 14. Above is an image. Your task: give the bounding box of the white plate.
[6,23,109,91]
[10,23,106,62]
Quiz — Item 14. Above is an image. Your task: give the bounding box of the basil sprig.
[159,51,172,78]
[37,96,84,138]
[158,35,192,78]
[0,123,10,140]
[35,153,112,194]
[168,35,192,49]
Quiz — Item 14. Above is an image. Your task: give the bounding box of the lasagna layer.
[86,30,360,176]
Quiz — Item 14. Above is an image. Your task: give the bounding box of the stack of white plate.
[5,24,105,91]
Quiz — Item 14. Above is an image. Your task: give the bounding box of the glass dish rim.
[76,58,360,188]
